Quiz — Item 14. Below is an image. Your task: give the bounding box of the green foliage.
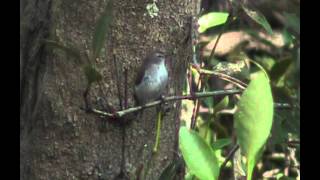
[211,138,231,150]
[283,12,300,34]
[179,127,220,180]
[198,12,229,33]
[241,4,273,35]
[282,29,295,46]
[234,72,274,180]
[178,1,299,179]
[214,96,229,113]
[83,65,103,85]
[203,97,214,109]
[92,0,113,61]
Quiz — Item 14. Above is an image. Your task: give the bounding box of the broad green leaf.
[214,96,229,113]
[212,138,232,150]
[234,72,274,180]
[241,5,273,35]
[158,157,183,180]
[198,12,229,33]
[179,127,220,180]
[92,0,113,60]
[83,65,103,84]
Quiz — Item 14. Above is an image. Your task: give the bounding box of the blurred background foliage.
[178,0,299,179]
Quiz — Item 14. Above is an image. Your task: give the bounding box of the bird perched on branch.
[134,51,169,107]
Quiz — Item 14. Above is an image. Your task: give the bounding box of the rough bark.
[20,0,197,179]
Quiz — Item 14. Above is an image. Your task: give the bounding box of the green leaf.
[158,157,183,180]
[253,55,276,72]
[83,65,103,84]
[234,72,274,180]
[198,12,229,33]
[92,0,113,60]
[214,96,229,113]
[212,138,232,150]
[179,127,220,180]
[241,5,273,35]
[282,29,295,46]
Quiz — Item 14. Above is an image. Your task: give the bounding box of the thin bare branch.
[88,89,242,118]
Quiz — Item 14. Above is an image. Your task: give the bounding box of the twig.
[113,55,123,109]
[191,97,200,129]
[83,89,291,118]
[274,103,292,109]
[124,68,128,109]
[209,10,233,60]
[286,140,300,148]
[221,145,240,170]
[218,145,240,180]
[83,84,91,111]
[190,54,204,129]
[88,89,242,118]
[191,16,200,64]
[218,77,246,90]
[173,102,182,160]
[119,119,126,177]
[192,65,248,89]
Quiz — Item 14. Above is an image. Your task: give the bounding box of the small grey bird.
[134,51,168,106]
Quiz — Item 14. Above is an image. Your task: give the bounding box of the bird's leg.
[159,95,170,116]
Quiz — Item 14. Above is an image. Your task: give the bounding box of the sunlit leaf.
[198,12,229,33]
[179,127,220,180]
[234,72,274,180]
[212,138,232,150]
[92,0,113,60]
[241,4,273,35]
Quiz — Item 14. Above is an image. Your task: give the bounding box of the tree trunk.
[20,0,197,179]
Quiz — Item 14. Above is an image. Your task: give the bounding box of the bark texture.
[21,0,196,179]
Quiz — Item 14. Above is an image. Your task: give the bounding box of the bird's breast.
[134,63,168,104]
